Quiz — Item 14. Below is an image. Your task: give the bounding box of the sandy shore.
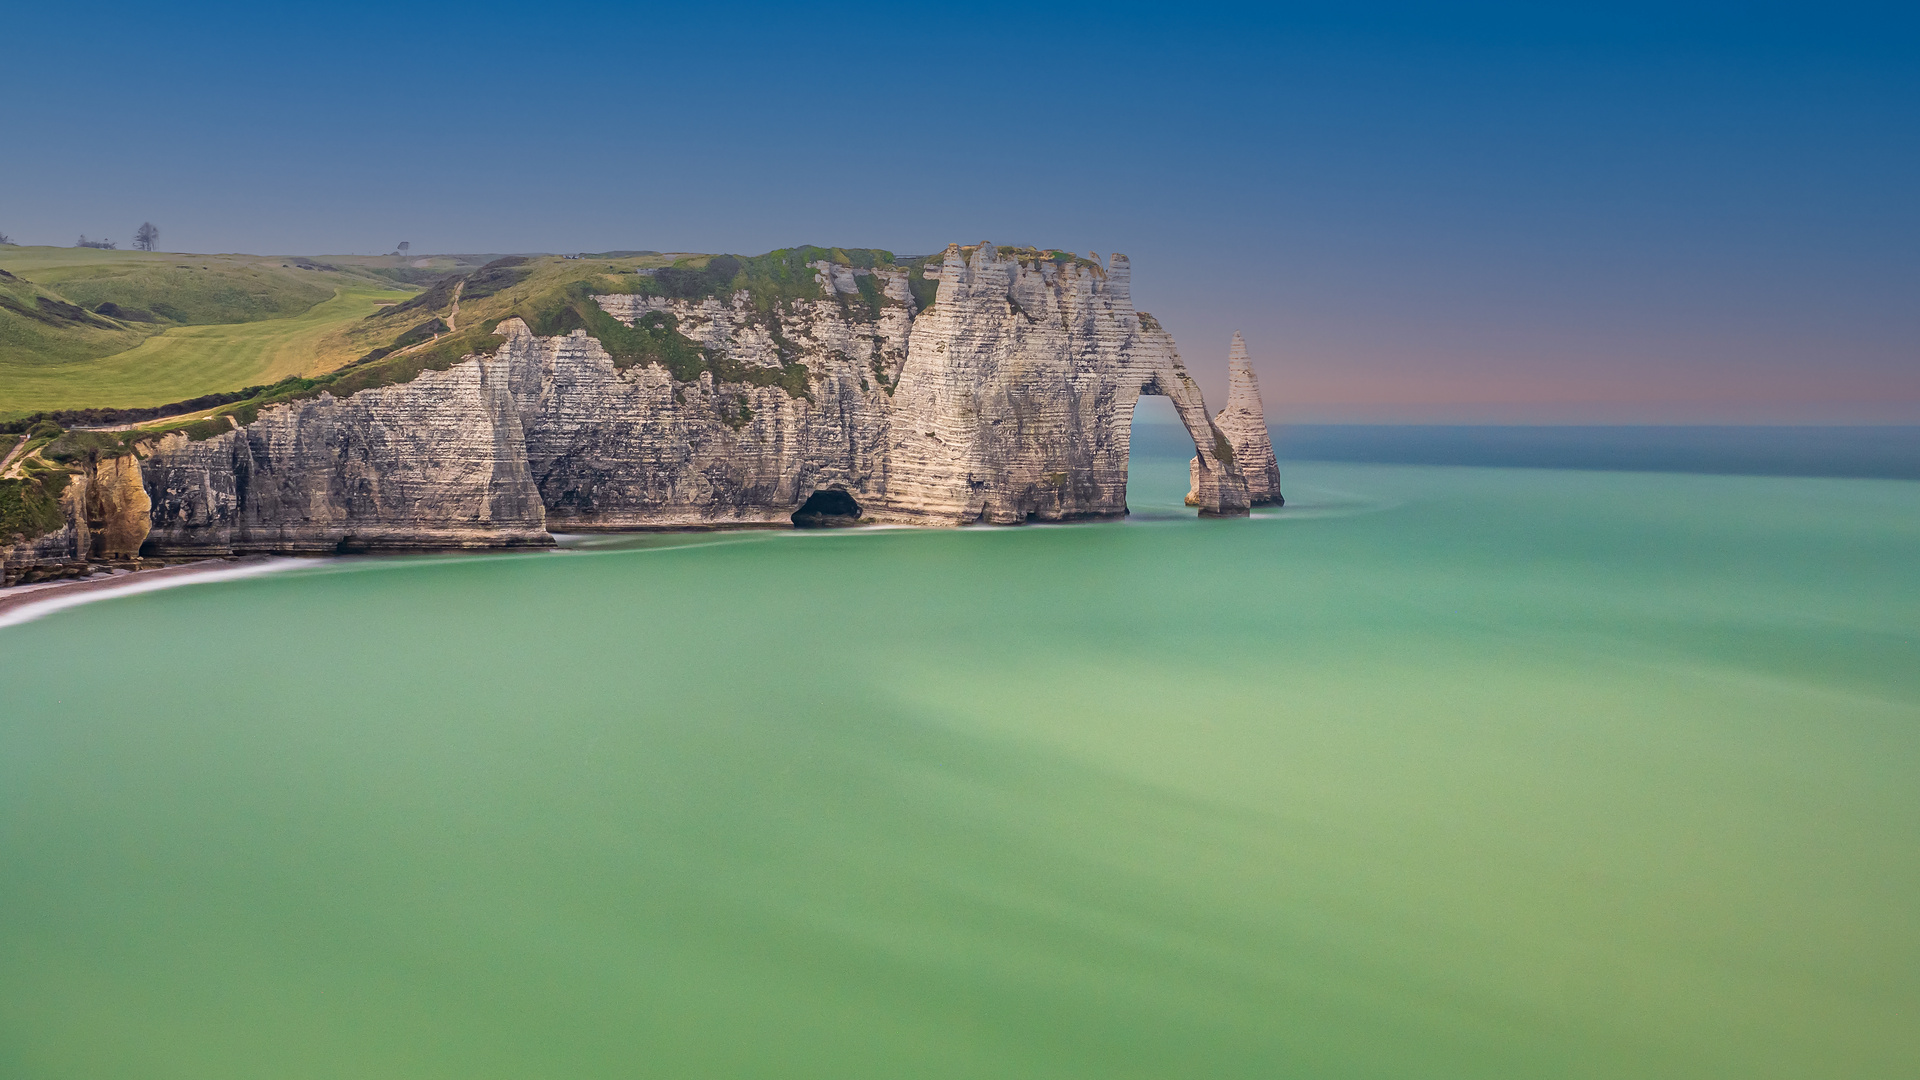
[0,556,300,628]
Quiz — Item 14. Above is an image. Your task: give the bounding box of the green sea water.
[2,441,1917,1079]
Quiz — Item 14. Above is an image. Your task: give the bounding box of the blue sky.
[4,2,1915,421]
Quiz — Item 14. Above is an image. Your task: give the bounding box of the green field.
[0,247,427,419]
[0,245,914,423]
[0,286,411,417]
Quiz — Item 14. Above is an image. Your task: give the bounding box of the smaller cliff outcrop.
[1189,331,1282,507]
[81,453,152,558]
[2,429,153,584]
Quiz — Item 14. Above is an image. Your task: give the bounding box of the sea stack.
[1189,332,1283,507]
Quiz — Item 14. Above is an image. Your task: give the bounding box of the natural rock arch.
[1129,367,1250,518]
[880,244,1250,523]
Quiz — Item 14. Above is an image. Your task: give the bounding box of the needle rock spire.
[1190,332,1283,507]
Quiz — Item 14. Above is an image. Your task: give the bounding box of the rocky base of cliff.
[5,557,167,589]
[139,530,557,559]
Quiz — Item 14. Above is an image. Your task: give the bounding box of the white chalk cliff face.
[143,359,551,556]
[883,244,1247,522]
[137,244,1272,555]
[525,266,910,528]
[1189,331,1283,507]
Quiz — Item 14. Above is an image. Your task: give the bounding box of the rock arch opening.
[1124,395,1201,517]
[791,488,862,528]
[1128,369,1251,518]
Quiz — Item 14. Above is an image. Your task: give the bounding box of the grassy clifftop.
[0,248,504,420]
[140,249,881,433]
[4,242,1083,438]
[2,286,411,419]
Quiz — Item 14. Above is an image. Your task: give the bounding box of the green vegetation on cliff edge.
[0,470,70,547]
[166,246,913,434]
[2,243,1079,470]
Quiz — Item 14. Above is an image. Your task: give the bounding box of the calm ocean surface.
[3,428,1917,1078]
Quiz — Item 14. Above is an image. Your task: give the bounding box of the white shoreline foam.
[0,558,307,630]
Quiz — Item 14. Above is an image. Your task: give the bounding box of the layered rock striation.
[0,452,152,584]
[141,359,550,556]
[1189,331,1283,507]
[12,243,1279,565]
[534,262,912,529]
[883,249,1246,522]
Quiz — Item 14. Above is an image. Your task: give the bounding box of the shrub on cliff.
[615,247,900,316]
[0,473,70,544]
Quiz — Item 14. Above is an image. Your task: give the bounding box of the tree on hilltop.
[0,232,14,246]
[135,222,160,251]
[77,235,117,250]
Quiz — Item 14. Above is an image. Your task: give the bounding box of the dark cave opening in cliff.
[791,488,862,528]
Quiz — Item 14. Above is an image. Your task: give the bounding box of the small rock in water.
[111,568,132,576]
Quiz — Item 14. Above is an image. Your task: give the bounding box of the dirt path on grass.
[78,406,225,433]
[0,434,27,477]
[395,280,462,358]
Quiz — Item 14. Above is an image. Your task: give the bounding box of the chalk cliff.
[141,359,550,556]
[528,260,911,529]
[10,244,1278,568]
[0,451,151,584]
[883,247,1245,523]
